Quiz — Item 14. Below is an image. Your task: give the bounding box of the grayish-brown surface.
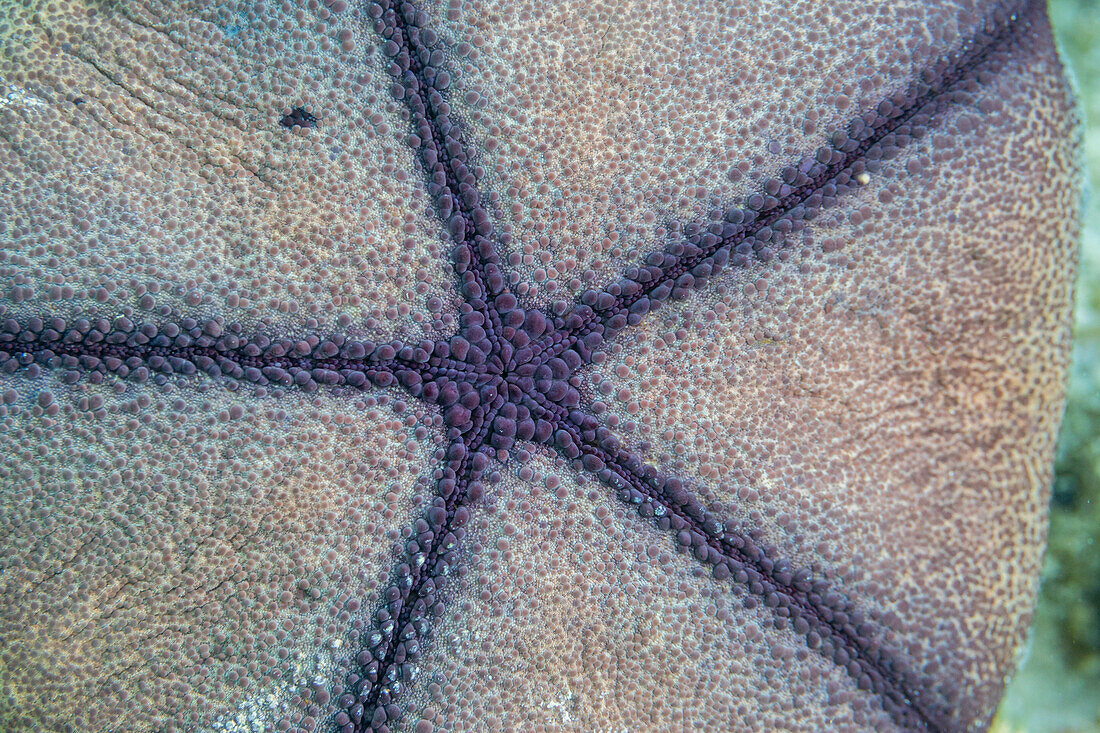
[0,0,1081,730]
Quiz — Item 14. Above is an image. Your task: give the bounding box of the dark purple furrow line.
[558,412,943,730]
[0,316,512,393]
[348,401,499,729]
[371,0,509,348]
[533,1,1034,372]
[517,387,568,427]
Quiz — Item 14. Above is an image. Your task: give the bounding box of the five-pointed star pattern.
[0,0,1079,731]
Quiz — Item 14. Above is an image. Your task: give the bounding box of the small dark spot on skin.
[280,107,317,129]
[72,97,84,106]
[0,1,1075,731]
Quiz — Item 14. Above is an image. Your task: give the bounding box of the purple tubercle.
[0,1,1048,731]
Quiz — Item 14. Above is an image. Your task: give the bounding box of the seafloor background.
[994,1,1100,730]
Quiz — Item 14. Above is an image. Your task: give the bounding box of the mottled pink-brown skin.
[0,0,1079,731]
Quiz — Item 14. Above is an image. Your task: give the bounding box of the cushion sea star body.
[0,0,1080,731]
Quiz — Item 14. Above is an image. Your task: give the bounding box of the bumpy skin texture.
[0,0,1079,732]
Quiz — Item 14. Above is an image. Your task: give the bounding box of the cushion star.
[0,0,1080,731]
